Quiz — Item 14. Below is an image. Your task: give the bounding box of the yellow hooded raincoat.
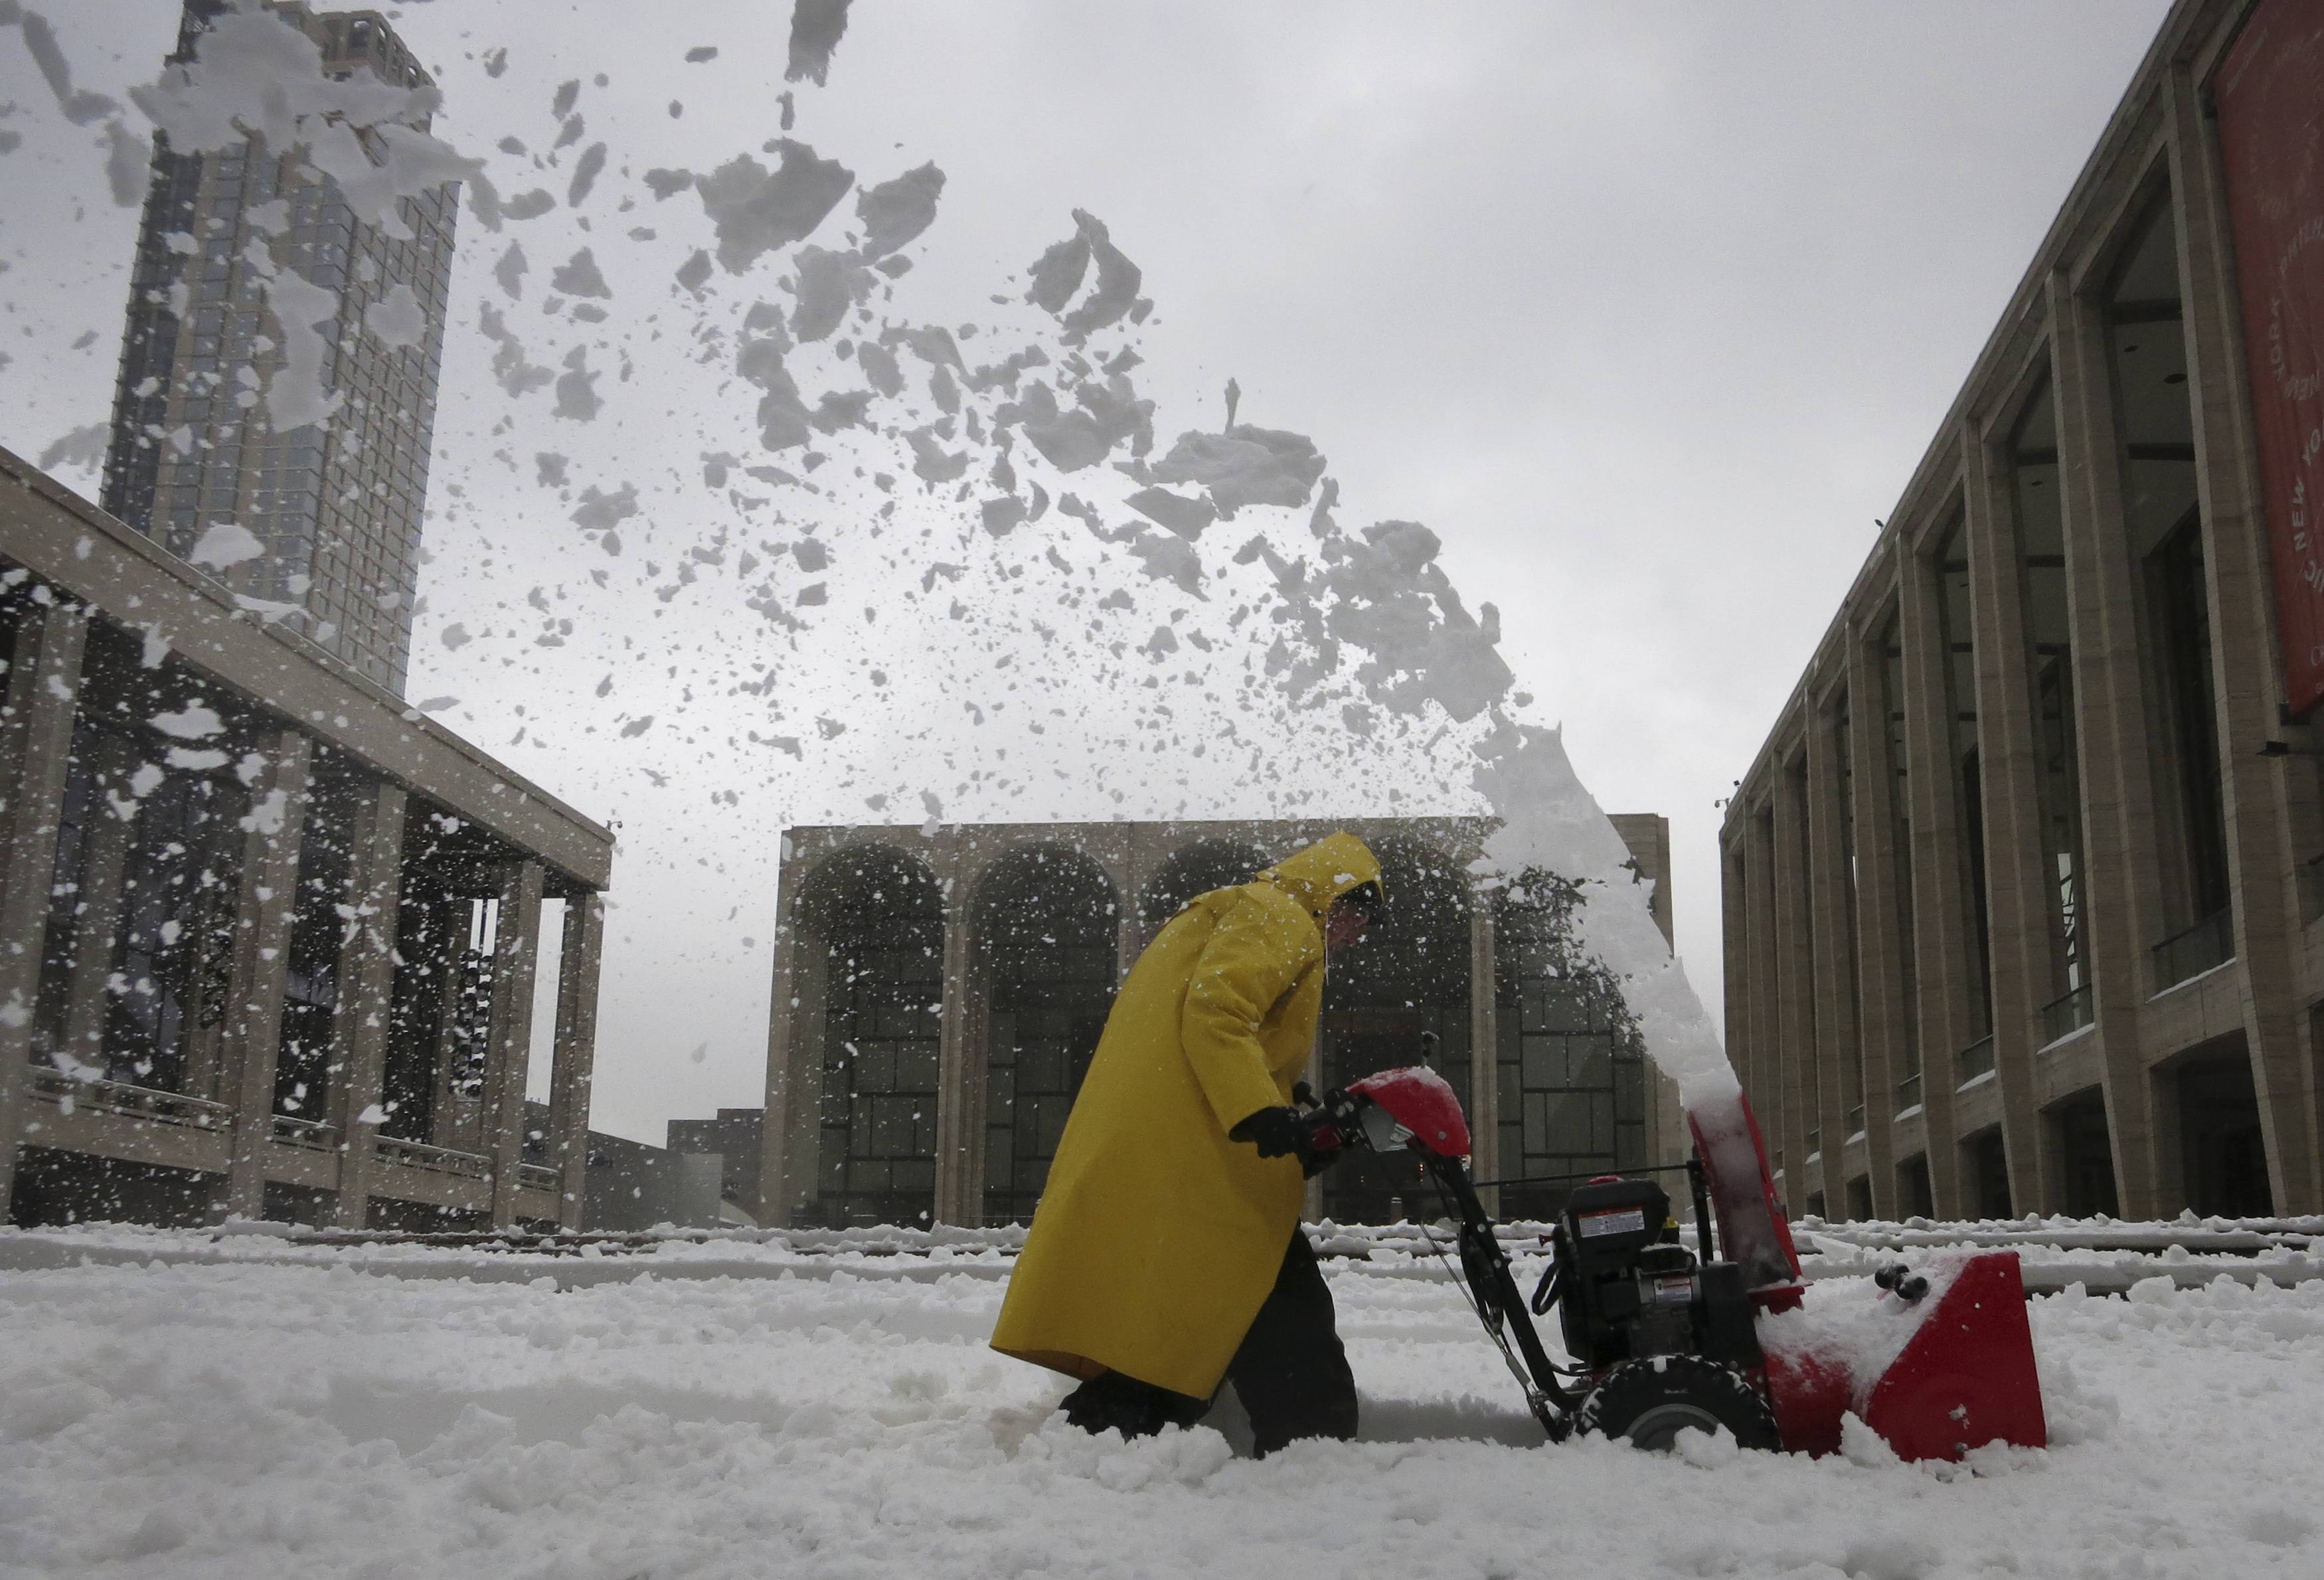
[989,832,1383,1399]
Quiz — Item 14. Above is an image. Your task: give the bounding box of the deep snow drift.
[2,1236,2319,1579]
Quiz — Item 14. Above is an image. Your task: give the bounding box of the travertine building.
[1,444,610,1230]
[758,815,1681,1229]
[1723,0,2324,1222]
[102,3,456,694]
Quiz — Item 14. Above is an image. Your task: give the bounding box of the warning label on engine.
[1577,1207,1646,1239]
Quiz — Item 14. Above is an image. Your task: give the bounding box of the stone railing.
[270,1114,340,1152]
[517,1162,562,1193]
[372,1135,490,1179]
[25,1067,230,1129]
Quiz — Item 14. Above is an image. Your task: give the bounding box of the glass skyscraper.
[101,2,456,695]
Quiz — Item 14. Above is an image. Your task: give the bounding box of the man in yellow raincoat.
[990,832,1383,1454]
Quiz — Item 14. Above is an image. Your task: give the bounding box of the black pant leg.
[1224,1230,1358,1456]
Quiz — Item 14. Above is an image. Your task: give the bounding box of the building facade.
[1,444,611,1231]
[1722,0,2324,1223]
[102,3,455,694]
[757,814,1682,1230]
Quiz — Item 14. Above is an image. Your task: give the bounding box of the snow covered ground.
[2,1233,2320,1579]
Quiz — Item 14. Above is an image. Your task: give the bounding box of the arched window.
[975,845,1118,1225]
[796,847,945,1227]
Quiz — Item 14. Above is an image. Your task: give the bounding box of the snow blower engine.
[1294,1060,2048,1459]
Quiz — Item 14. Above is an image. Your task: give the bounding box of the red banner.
[2216,0,2324,719]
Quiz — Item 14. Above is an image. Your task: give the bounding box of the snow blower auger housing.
[1295,1063,2047,1460]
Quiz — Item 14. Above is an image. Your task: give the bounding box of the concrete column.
[2049,268,2167,1218]
[1771,744,1817,1210]
[1467,897,1500,1215]
[0,601,88,1221]
[214,729,314,1221]
[57,732,141,1071]
[1744,805,1783,1177]
[326,780,406,1230]
[757,849,811,1229]
[1962,413,2060,1215]
[1805,693,1860,1214]
[547,890,604,1232]
[1845,620,1906,1217]
[1068,824,1138,987]
[2169,70,2323,1212]
[1719,833,1751,1143]
[1115,903,1143,989]
[426,894,477,1151]
[483,858,545,1225]
[931,855,975,1225]
[1119,824,1165,971]
[1899,539,1972,1215]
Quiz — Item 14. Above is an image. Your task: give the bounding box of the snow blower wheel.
[1572,1354,1782,1453]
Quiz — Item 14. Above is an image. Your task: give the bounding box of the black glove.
[1230,1106,1303,1159]
[1230,1106,1343,1179]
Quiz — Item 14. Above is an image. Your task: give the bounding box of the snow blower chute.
[1295,1063,2047,1458]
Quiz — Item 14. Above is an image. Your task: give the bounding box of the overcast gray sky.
[0,1,2174,1143]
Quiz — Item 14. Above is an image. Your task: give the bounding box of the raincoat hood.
[1258,832,1383,921]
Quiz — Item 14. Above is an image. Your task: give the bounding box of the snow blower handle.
[1287,1081,1358,1176]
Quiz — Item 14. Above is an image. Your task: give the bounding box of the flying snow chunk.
[105,118,149,207]
[1062,211,1141,341]
[738,334,812,451]
[1026,211,1141,340]
[555,347,602,422]
[685,45,719,63]
[695,143,855,274]
[149,702,224,740]
[999,378,1152,472]
[856,340,904,397]
[416,696,458,711]
[491,240,529,300]
[566,142,608,208]
[187,521,266,570]
[362,282,426,347]
[786,0,852,85]
[789,246,869,341]
[908,429,971,483]
[1024,228,1091,313]
[570,483,639,533]
[262,270,343,432]
[1126,485,1216,541]
[549,247,612,299]
[36,424,108,474]
[1124,529,1205,596]
[1153,426,1325,516]
[856,162,944,258]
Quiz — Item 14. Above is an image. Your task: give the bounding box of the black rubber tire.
[1572,1355,1781,1454]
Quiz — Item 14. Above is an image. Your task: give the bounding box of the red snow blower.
[1295,1064,2048,1459]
